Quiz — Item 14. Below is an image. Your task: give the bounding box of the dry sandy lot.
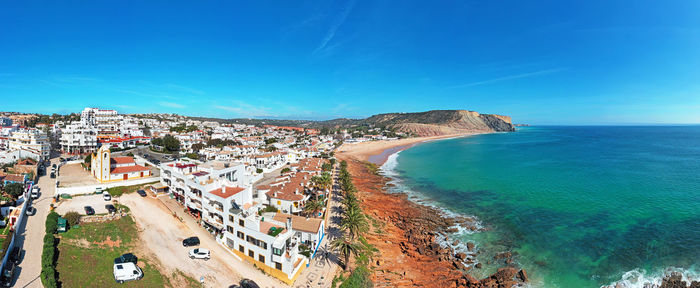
[57,163,98,187]
[336,133,479,165]
[120,193,284,288]
[55,194,111,215]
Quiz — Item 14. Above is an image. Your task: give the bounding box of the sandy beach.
[337,133,480,166]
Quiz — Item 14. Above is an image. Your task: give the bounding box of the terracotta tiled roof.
[209,186,245,199]
[111,165,149,174]
[273,213,323,233]
[4,174,25,182]
[111,157,136,164]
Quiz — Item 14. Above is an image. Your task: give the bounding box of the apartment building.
[60,121,98,154]
[158,158,323,284]
[8,128,51,161]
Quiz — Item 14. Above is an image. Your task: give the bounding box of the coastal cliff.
[362,110,515,136]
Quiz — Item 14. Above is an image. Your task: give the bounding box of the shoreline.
[336,133,528,287]
[337,132,481,166]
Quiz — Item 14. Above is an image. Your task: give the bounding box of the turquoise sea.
[382,126,700,287]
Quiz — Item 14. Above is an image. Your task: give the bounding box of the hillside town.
[0,107,382,287]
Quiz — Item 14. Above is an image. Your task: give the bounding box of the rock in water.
[467,242,475,252]
[518,269,528,282]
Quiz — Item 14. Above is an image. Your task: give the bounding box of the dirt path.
[120,193,241,288]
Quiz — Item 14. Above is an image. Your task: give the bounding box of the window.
[227,226,233,233]
[258,255,265,263]
[272,247,283,256]
[275,262,282,270]
[237,231,244,240]
[248,250,254,258]
[239,219,244,226]
[239,245,244,253]
[229,215,234,222]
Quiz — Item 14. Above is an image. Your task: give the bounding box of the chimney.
[286,217,292,230]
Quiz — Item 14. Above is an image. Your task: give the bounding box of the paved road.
[296,165,343,288]
[14,158,59,288]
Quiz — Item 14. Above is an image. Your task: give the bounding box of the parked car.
[182,236,200,247]
[136,189,147,197]
[103,192,112,201]
[1,261,14,287]
[114,253,138,265]
[31,187,40,199]
[84,206,95,215]
[9,247,21,265]
[26,207,36,216]
[50,172,56,178]
[239,279,260,288]
[105,204,116,214]
[52,163,57,169]
[188,248,210,260]
[113,262,143,284]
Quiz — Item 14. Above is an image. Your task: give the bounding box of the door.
[140,172,143,177]
[123,174,128,180]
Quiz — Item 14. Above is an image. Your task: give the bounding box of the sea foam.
[602,267,700,288]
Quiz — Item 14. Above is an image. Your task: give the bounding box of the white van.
[113,262,143,284]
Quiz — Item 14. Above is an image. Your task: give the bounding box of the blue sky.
[1,1,700,124]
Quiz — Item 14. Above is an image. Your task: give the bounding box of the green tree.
[191,143,205,152]
[330,237,362,271]
[303,199,324,218]
[341,207,369,240]
[310,172,332,201]
[162,134,180,152]
[5,183,24,198]
[64,211,81,227]
[281,167,291,174]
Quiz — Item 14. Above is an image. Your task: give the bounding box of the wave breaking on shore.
[603,267,700,288]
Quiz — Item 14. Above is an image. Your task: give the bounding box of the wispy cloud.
[162,83,205,95]
[214,101,271,117]
[159,101,185,109]
[448,68,568,89]
[313,0,357,55]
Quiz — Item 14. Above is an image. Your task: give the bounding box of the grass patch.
[60,215,137,247]
[362,162,379,176]
[105,182,158,198]
[56,215,169,287]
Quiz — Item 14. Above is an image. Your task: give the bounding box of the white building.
[60,121,98,154]
[8,128,50,161]
[158,159,323,284]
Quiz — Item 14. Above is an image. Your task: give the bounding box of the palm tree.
[303,199,324,218]
[341,208,369,239]
[310,172,333,201]
[330,237,361,271]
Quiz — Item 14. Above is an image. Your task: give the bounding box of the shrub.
[41,229,58,288]
[256,168,263,174]
[45,212,59,234]
[339,265,373,288]
[281,167,291,174]
[64,211,81,227]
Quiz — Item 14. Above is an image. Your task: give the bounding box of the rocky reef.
[339,155,526,287]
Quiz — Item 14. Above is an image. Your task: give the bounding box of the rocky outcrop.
[660,273,700,288]
[338,154,527,287]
